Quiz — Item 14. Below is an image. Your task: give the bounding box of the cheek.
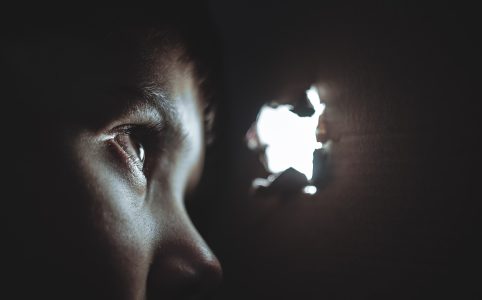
[68,135,158,299]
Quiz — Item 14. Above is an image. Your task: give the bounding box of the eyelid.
[108,104,163,131]
[94,103,161,137]
[109,122,166,155]
[106,136,147,190]
[103,123,162,186]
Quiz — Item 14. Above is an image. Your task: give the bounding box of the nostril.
[196,254,223,292]
[176,255,223,299]
[146,245,223,299]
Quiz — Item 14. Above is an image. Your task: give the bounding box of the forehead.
[7,28,201,123]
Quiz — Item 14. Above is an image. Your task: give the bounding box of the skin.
[4,29,221,299]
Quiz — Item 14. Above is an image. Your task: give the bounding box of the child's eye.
[114,132,146,171]
[107,120,164,177]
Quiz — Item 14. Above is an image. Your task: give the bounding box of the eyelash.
[111,123,165,173]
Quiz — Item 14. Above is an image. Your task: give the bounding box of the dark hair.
[1,2,221,255]
[1,3,220,144]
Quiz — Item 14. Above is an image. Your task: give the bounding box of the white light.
[254,86,325,180]
[303,185,317,195]
[252,178,270,188]
[307,85,326,115]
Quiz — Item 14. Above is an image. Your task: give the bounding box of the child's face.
[11,35,222,299]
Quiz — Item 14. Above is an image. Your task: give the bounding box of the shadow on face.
[2,16,222,300]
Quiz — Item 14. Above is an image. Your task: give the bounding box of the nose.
[146,211,222,299]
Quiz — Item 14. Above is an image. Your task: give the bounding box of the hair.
[1,3,221,151]
[1,3,221,253]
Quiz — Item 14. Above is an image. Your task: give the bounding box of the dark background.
[190,1,480,299]
[1,2,478,299]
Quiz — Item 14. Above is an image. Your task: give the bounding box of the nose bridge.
[147,204,222,298]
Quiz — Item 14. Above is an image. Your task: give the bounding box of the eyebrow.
[134,84,187,143]
[108,80,198,146]
[139,84,178,121]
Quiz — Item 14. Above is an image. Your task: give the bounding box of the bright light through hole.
[303,185,318,195]
[254,86,325,180]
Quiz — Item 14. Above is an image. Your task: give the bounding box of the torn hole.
[246,85,330,195]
